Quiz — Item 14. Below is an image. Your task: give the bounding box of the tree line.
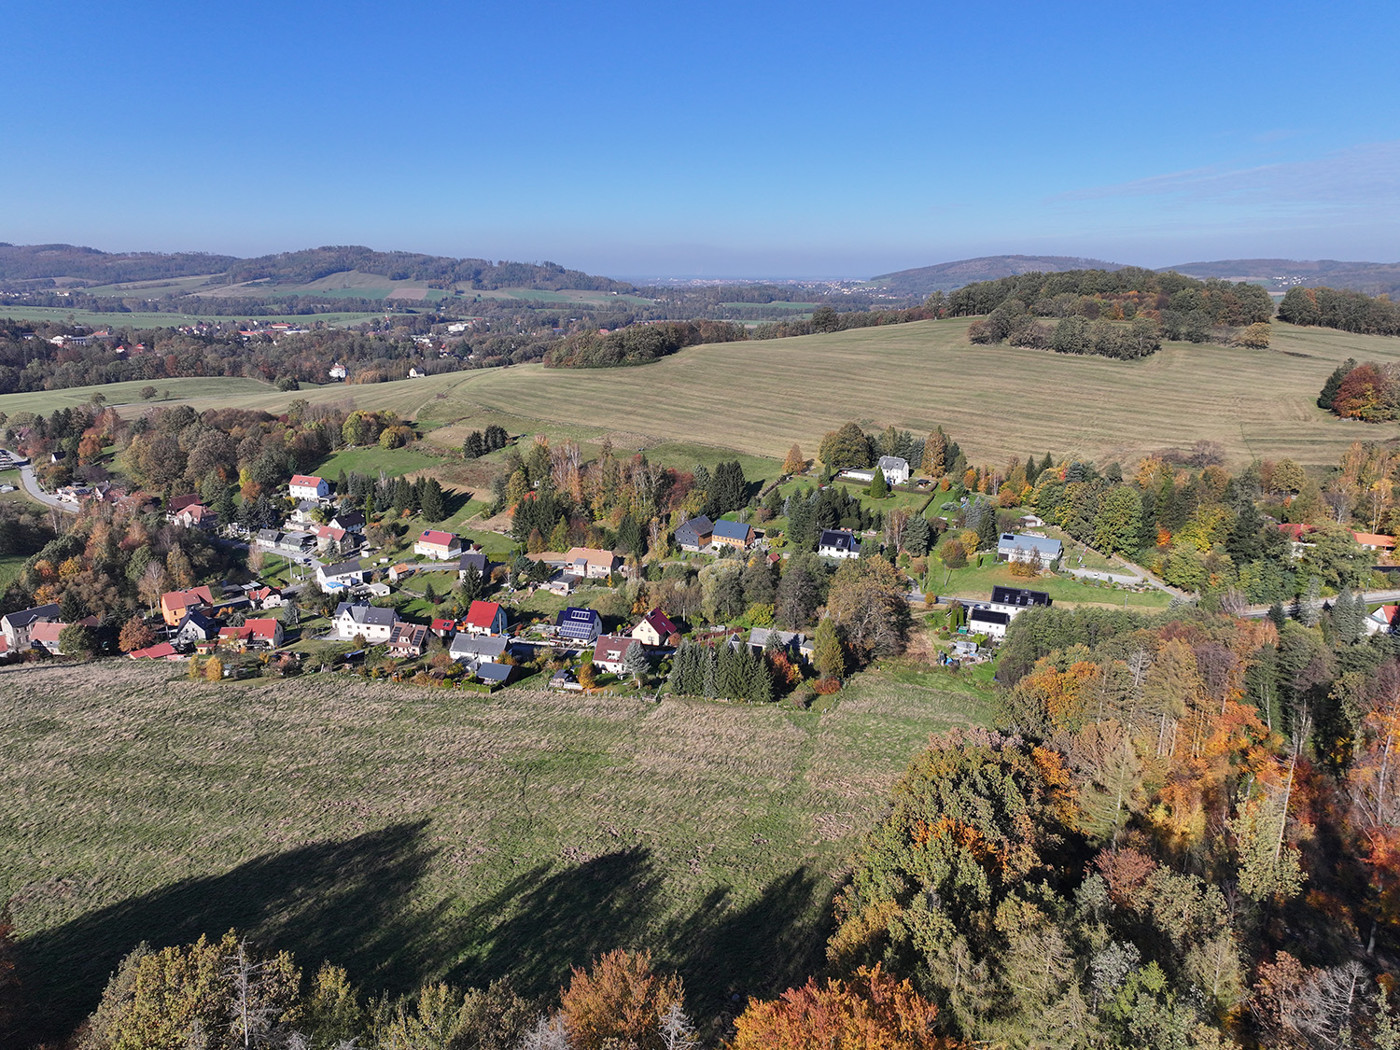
[1280,285,1400,336]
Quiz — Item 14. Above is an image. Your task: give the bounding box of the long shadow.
[11,820,447,1049]
[448,846,663,1000]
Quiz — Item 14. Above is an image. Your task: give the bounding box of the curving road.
[18,464,76,513]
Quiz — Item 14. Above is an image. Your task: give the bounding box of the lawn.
[927,553,1173,610]
[0,659,991,1045]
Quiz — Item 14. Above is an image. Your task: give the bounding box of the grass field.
[1,660,988,1044]
[928,554,1173,609]
[0,377,278,417]
[37,318,1396,472]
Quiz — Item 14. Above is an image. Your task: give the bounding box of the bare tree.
[518,1015,571,1050]
[658,1002,699,1050]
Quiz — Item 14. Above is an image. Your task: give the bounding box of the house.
[968,607,1011,640]
[387,621,429,658]
[328,362,348,381]
[990,586,1052,609]
[592,635,639,675]
[30,621,67,655]
[675,516,714,552]
[317,559,366,591]
[414,530,462,561]
[632,608,680,648]
[747,627,814,663]
[430,617,457,638]
[290,500,322,526]
[1,603,62,650]
[996,533,1062,567]
[172,503,218,530]
[315,525,352,553]
[289,475,331,502]
[564,546,619,579]
[557,607,602,644]
[877,456,911,485]
[219,619,284,650]
[249,586,283,609]
[449,632,508,668]
[174,610,219,647]
[387,563,416,584]
[817,529,860,559]
[160,586,216,627]
[458,550,489,581]
[254,530,315,556]
[474,662,513,686]
[462,600,508,637]
[330,510,365,532]
[332,602,396,643]
[951,639,980,658]
[129,641,179,660]
[1368,605,1399,635]
[1354,532,1397,553]
[543,571,581,596]
[711,519,753,550]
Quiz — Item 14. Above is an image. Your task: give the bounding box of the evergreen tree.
[420,477,446,521]
[903,515,931,556]
[869,468,888,499]
[458,564,484,605]
[623,640,650,683]
[813,618,845,679]
[463,430,485,459]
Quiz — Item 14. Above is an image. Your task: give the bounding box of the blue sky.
[4,0,1398,278]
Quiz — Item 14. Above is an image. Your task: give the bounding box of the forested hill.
[0,242,636,293]
[0,243,239,283]
[870,254,1126,296]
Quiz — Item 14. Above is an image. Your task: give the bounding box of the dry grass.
[1,659,987,1044]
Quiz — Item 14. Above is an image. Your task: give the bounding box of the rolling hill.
[869,254,1126,296]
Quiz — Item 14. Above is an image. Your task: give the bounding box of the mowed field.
[1,659,991,1045]
[7,319,1398,468]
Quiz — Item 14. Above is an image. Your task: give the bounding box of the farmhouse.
[557,607,602,644]
[289,475,330,502]
[462,600,508,637]
[996,533,1062,566]
[173,610,219,647]
[877,456,911,484]
[817,529,860,559]
[29,621,67,656]
[632,608,680,648]
[414,530,462,560]
[564,547,619,579]
[330,510,365,532]
[675,516,714,552]
[218,619,284,650]
[160,586,216,627]
[592,635,638,675]
[332,602,395,643]
[1,603,62,650]
[711,519,753,550]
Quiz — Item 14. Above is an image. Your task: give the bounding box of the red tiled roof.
[130,642,177,659]
[419,530,457,547]
[290,474,324,487]
[464,600,501,629]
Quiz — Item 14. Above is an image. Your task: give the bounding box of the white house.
[817,529,860,559]
[332,602,396,643]
[968,606,1011,640]
[317,559,366,591]
[289,475,331,502]
[414,530,462,561]
[996,532,1062,567]
[877,456,910,485]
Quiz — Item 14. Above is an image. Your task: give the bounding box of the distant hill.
[0,242,635,295]
[870,255,1126,296]
[1164,258,1400,297]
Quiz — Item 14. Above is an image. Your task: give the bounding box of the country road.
[18,464,75,513]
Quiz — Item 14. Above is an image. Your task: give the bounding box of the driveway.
[18,465,76,513]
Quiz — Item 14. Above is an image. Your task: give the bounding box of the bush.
[813,677,842,695]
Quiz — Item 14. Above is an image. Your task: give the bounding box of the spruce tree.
[420,478,446,521]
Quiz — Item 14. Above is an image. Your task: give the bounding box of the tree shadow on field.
[11,820,448,1050]
[448,846,663,1000]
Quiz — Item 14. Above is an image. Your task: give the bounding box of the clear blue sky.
[4,0,1398,278]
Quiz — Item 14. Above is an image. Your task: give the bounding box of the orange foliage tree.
[731,964,953,1049]
[558,949,684,1050]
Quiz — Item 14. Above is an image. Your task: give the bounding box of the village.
[0,450,1091,697]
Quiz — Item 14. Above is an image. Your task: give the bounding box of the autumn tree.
[826,556,912,662]
[731,964,946,1050]
[784,444,807,475]
[557,949,684,1050]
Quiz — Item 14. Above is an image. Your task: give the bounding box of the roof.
[464,600,503,629]
[459,551,488,572]
[1277,523,1314,540]
[475,662,512,683]
[818,529,858,551]
[711,519,751,541]
[177,610,216,631]
[564,546,616,569]
[334,602,396,628]
[163,586,215,609]
[245,618,280,639]
[593,635,635,663]
[450,633,508,660]
[320,559,364,578]
[676,515,713,540]
[290,474,325,487]
[997,533,1062,558]
[1354,532,1396,547]
[331,510,365,529]
[877,455,908,470]
[419,530,458,547]
[558,606,601,626]
[990,586,1052,608]
[969,608,1011,626]
[130,642,177,659]
[638,608,679,638]
[390,621,428,646]
[31,621,66,643]
[1372,605,1399,624]
[2,603,61,628]
[749,627,805,649]
[168,493,203,513]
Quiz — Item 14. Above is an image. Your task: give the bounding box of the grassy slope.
[2,660,988,1044]
[0,377,278,417]
[0,306,385,326]
[27,318,1395,470]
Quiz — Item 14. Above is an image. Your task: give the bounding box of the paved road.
[1241,590,1400,619]
[18,465,76,513]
